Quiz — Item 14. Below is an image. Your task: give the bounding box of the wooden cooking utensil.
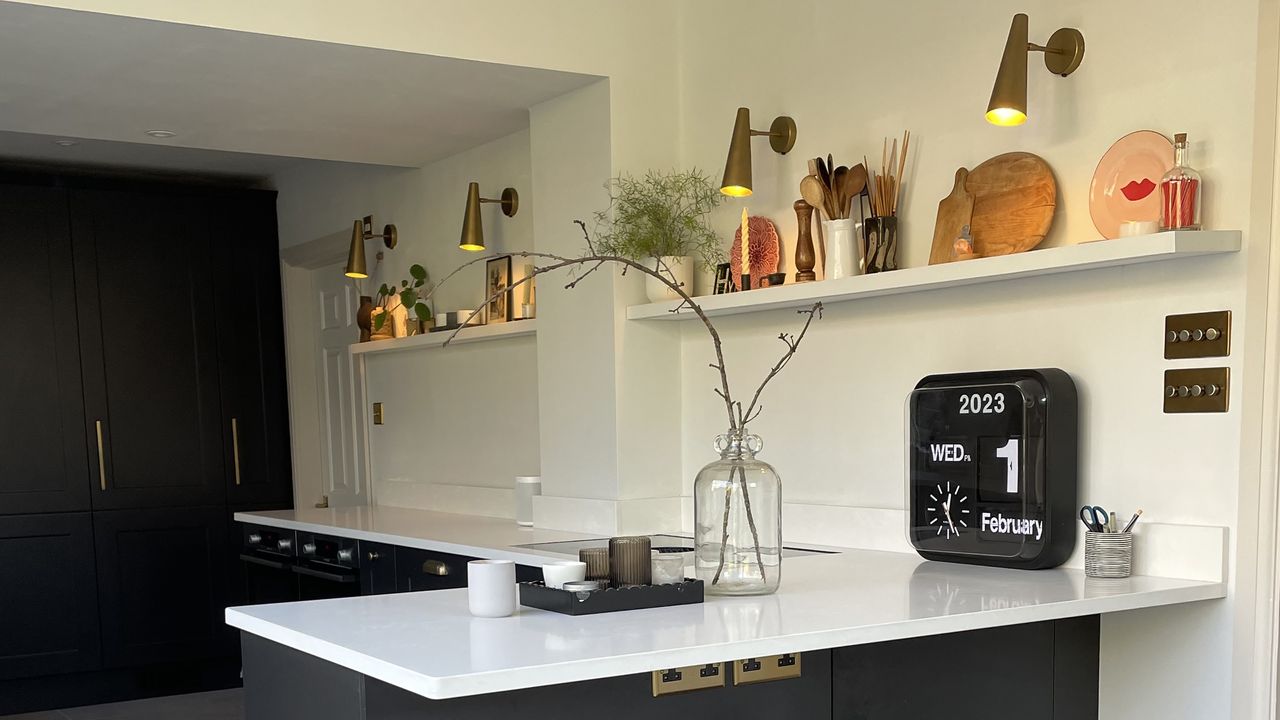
[966,152,1056,257]
[848,163,868,197]
[832,166,849,218]
[800,175,828,220]
[929,168,975,265]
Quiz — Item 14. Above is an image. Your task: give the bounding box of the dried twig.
[425,221,823,586]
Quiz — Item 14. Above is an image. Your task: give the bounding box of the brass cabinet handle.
[231,418,242,486]
[422,559,450,576]
[95,420,107,490]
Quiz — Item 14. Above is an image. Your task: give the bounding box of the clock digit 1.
[995,438,1020,493]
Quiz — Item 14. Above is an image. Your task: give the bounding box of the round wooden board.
[966,152,1056,257]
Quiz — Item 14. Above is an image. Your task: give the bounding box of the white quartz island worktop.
[225,545,1225,701]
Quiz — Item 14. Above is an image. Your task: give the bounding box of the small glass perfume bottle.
[1159,133,1202,231]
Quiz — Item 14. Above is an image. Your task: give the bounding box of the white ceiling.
[0,2,599,176]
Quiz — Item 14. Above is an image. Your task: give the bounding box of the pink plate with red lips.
[1089,130,1174,240]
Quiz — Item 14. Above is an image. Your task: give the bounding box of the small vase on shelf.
[1159,132,1202,231]
[693,432,782,596]
[356,296,373,342]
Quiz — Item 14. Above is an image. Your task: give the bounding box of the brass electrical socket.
[733,653,802,685]
[651,663,725,696]
[1165,311,1230,359]
[1163,368,1229,413]
[372,402,384,425]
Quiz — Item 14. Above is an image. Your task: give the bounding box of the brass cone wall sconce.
[720,107,797,197]
[344,215,397,279]
[986,13,1085,127]
[460,182,519,252]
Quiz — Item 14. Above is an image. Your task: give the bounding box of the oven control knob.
[302,542,316,555]
[337,548,354,563]
[276,538,293,552]
[247,533,262,546]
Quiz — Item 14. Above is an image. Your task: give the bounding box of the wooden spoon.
[800,175,829,220]
[832,166,849,219]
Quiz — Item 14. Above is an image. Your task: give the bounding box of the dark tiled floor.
[4,689,243,720]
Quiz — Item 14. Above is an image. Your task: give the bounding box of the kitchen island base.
[241,615,1098,719]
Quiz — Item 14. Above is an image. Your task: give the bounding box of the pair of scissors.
[1079,505,1108,533]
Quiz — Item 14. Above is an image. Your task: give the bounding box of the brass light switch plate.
[1165,311,1230,359]
[1163,368,1229,413]
[651,663,725,696]
[732,653,802,685]
[372,402,384,425]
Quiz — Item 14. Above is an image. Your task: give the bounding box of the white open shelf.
[627,230,1241,321]
[349,319,537,356]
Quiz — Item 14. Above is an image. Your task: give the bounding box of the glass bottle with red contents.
[1159,132,1202,231]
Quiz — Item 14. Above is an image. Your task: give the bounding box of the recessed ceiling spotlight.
[53,139,79,147]
[144,129,177,139]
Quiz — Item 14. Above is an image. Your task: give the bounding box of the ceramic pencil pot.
[645,256,694,302]
[693,432,782,595]
[863,217,899,273]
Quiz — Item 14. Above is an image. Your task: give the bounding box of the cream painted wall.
[673,1,1266,718]
[273,129,540,513]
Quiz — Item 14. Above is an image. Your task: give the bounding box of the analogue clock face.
[926,480,971,540]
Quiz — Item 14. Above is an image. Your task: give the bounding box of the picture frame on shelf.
[713,262,736,295]
[485,255,513,324]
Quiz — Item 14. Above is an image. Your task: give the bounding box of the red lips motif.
[1121,178,1156,202]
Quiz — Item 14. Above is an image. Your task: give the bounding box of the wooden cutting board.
[966,152,1056,257]
[929,168,974,265]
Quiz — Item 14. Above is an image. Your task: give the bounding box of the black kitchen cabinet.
[0,513,100,679]
[359,541,397,595]
[214,192,293,506]
[71,188,226,510]
[394,547,472,592]
[93,506,230,668]
[0,183,90,515]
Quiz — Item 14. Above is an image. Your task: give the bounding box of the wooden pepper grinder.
[794,199,817,282]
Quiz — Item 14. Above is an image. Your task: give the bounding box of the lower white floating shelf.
[349,319,537,355]
[627,230,1241,321]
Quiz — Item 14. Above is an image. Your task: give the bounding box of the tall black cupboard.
[0,172,293,714]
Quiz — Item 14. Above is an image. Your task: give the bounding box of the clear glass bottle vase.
[694,432,782,595]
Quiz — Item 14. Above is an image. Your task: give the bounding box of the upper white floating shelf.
[349,319,537,356]
[627,230,1241,321]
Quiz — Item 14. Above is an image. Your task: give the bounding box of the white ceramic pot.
[467,560,516,617]
[645,256,694,303]
[541,561,587,589]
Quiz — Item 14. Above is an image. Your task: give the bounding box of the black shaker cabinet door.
[213,191,293,506]
[71,188,225,510]
[93,506,230,668]
[0,183,90,514]
[0,512,101,679]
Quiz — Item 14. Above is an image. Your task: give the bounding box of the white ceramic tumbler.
[467,559,516,617]
[823,218,860,279]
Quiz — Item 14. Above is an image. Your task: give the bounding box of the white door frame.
[280,234,375,508]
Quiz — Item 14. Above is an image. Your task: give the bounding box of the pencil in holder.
[1084,531,1133,578]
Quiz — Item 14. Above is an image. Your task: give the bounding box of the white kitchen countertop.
[235,506,607,566]
[225,545,1225,700]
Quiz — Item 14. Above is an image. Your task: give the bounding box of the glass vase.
[694,432,782,595]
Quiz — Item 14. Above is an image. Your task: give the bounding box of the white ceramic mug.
[467,560,516,617]
[541,561,586,589]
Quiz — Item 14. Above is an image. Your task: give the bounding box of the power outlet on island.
[733,653,802,685]
[651,663,725,696]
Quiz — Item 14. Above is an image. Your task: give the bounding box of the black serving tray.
[518,579,704,616]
